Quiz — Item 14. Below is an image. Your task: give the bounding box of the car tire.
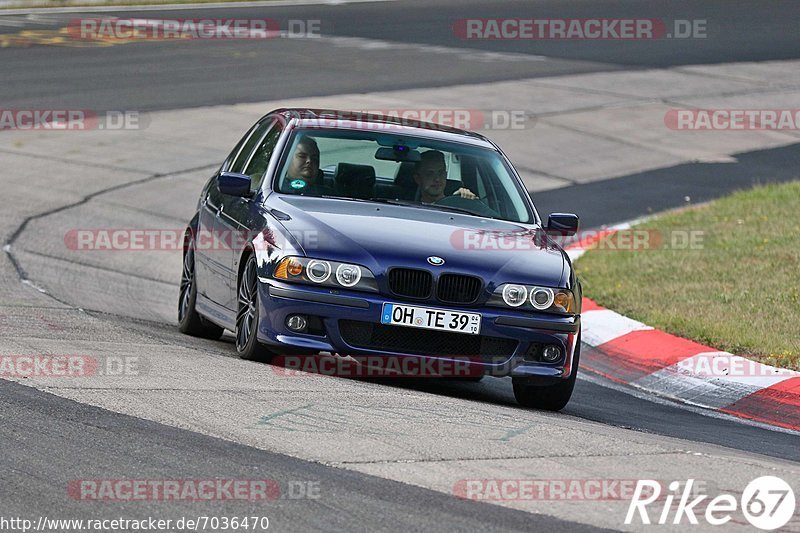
[178,234,224,340]
[512,336,580,411]
[235,254,274,362]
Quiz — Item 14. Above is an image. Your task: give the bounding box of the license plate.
[380,303,481,335]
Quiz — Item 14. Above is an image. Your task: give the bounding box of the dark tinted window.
[243,121,283,192]
[230,119,273,174]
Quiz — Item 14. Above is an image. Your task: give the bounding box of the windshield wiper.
[319,194,358,201]
[416,202,502,219]
[366,197,469,213]
[319,195,402,205]
[368,197,501,219]
[367,198,419,207]
[417,203,483,217]
[320,195,501,220]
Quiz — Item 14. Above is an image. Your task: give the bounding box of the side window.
[242,120,283,192]
[222,128,252,172]
[229,119,273,174]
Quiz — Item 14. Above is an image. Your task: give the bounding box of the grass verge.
[575,181,800,370]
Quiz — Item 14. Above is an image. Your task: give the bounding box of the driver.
[286,136,321,182]
[413,150,477,203]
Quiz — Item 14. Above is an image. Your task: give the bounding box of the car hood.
[266,195,566,287]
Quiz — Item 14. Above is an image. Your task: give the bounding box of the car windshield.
[274,128,534,223]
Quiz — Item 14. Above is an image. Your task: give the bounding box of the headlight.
[502,284,528,307]
[489,284,576,314]
[336,264,362,287]
[530,287,554,310]
[273,256,378,292]
[306,260,331,283]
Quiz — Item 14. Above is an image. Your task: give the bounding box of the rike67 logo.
[626,476,796,530]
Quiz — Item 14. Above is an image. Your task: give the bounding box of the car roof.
[268,108,498,149]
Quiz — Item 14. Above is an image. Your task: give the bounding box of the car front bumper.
[257,280,580,381]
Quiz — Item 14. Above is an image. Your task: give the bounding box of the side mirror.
[218,172,252,197]
[546,213,579,237]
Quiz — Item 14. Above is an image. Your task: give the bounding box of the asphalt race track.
[1,1,799,531]
[2,0,800,110]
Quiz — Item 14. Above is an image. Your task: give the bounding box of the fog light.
[542,345,561,362]
[286,314,308,332]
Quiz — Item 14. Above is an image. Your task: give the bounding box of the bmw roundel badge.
[427,256,445,266]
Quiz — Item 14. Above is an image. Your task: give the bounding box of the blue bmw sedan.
[179,109,582,410]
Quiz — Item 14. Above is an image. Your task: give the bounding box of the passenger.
[413,150,477,203]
